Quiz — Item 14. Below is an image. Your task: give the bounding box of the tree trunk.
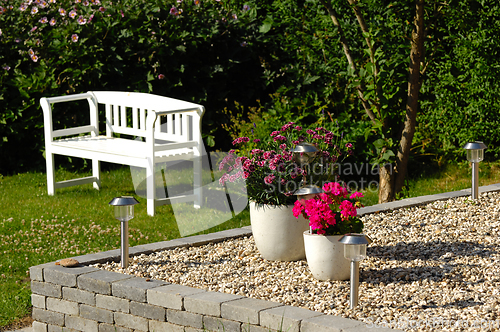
[393,0,425,196]
[378,163,394,204]
[378,0,425,202]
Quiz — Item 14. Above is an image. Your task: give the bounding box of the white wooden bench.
[41,91,204,216]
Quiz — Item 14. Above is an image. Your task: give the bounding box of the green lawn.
[1,160,500,328]
[0,165,249,327]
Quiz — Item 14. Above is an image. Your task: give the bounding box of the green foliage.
[419,0,500,162]
[0,0,264,174]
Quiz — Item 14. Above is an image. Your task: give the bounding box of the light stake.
[463,141,487,199]
[338,233,372,309]
[109,196,139,268]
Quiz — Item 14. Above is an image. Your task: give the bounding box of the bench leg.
[193,156,202,208]
[46,152,55,195]
[92,159,101,190]
[146,160,156,216]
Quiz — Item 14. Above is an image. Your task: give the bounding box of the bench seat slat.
[52,136,195,159]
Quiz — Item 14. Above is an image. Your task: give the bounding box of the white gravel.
[94,191,500,331]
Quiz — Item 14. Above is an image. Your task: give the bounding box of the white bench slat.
[52,125,96,138]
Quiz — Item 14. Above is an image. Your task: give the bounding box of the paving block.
[241,324,275,332]
[77,270,132,295]
[114,312,149,332]
[203,315,241,332]
[184,327,205,332]
[80,304,114,324]
[70,250,120,265]
[130,301,166,321]
[31,281,62,298]
[184,290,244,317]
[31,294,46,309]
[32,321,47,332]
[112,276,167,302]
[221,297,283,325]
[30,263,53,282]
[96,294,129,313]
[166,308,203,329]
[259,305,323,332]
[301,314,366,332]
[44,265,98,287]
[149,320,185,332]
[32,308,65,326]
[47,325,79,332]
[46,297,79,315]
[147,284,206,310]
[62,287,96,306]
[98,323,132,332]
[65,315,99,332]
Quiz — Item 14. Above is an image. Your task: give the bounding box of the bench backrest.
[91,91,204,144]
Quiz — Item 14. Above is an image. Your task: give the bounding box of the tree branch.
[319,0,377,124]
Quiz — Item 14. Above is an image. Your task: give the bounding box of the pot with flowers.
[293,182,364,280]
[218,122,351,261]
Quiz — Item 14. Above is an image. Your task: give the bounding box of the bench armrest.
[41,92,99,141]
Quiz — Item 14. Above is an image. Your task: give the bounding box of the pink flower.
[31,6,38,14]
[20,4,28,11]
[253,139,260,143]
[169,6,179,16]
[39,17,48,23]
[350,192,364,199]
[71,33,79,42]
[292,201,304,217]
[158,74,165,79]
[58,8,66,16]
[193,0,200,5]
[273,135,286,142]
[69,10,77,18]
[264,174,275,185]
[99,7,105,12]
[49,17,56,25]
[270,131,280,137]
[339,200,357,218]
[31,54,39,62]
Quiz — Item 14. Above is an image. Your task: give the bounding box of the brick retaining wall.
[30,227,399,332]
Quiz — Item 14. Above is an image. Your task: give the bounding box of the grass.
[0,164,249,328]
[1,160,500,328]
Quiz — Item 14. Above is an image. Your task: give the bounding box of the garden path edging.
[29,183,500,332]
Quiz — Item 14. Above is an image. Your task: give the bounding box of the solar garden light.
[292,142,321,187]
[463,141,487,200]
[338,233,373,309]
[109,196,139,268]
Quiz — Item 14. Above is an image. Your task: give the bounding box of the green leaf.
[259,16,273,34]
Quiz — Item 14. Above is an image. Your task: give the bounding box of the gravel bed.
[94,192,500,331]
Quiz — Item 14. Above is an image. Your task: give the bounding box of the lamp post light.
[109,196,139,268]
[463,141,487,200]
[338,233,372,309]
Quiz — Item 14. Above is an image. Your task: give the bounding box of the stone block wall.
[30,228,399,332]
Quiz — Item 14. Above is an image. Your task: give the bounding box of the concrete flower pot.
[249,201,309,261]
[303,231,350,281]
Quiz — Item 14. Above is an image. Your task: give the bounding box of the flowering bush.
[218,122,354,206]
[0,0,260,173]
[293,182,363,235]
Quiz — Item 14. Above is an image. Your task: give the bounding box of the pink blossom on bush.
[264,174,275,184]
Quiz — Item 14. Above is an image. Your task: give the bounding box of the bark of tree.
[393,0,425,196]
[320,0,425,203]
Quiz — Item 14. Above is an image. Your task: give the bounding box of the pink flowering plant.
[218,122,354,206]
[293,182,364,235]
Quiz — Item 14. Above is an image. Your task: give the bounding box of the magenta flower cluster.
[218,122,352,206]
[293,182,364,235]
